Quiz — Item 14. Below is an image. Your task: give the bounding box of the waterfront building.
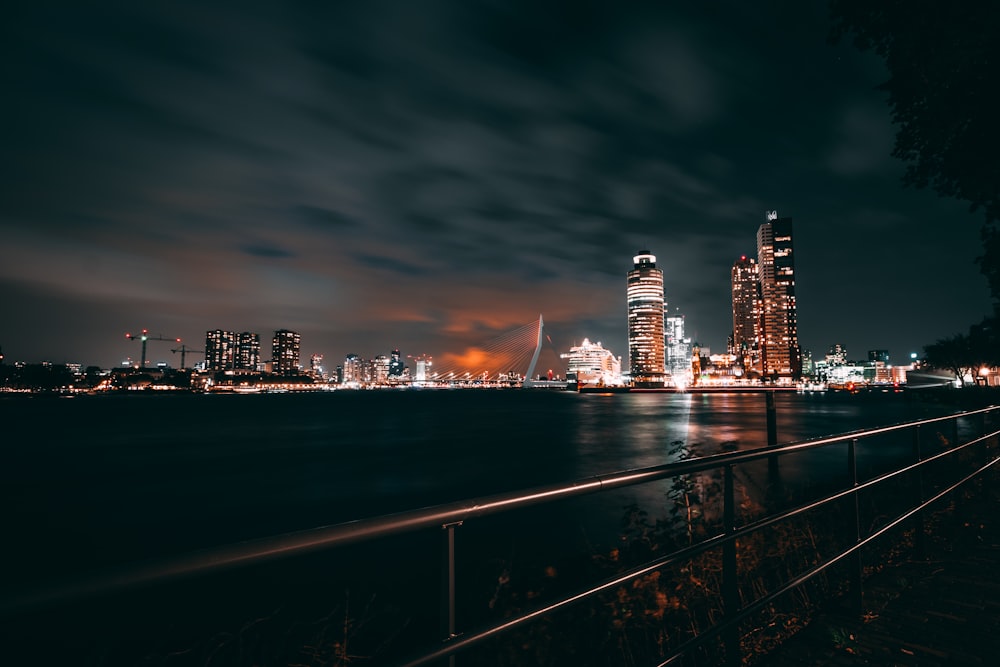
[310,353,325,379]
[414,358,430,384]
[343,354,365,385]
[665,312,692,386]
[827,344,848,366]
[271,329,301,374]
[730,254,762,374]
[205,329,236,371]
[756,211,801,378]
[388,349,405,379]
[371,354,389,384]
[560,338,623,386]
[627,250,666,386]
[236,332,261,371]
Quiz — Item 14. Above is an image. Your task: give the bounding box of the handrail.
[3,404,998,667]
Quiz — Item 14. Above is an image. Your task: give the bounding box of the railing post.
[847,438,863,616]
[766,390,779,478]
[442,521,463,666]
[912,425,925,558]
[722,464,741,667]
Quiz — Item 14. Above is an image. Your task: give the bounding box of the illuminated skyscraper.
[665,312,692,383]
[236,332,260,371]
[271,329,301,374]
[343,354,365,385]
[757,212,801,378]
[730,255,761,373]
[627,250,666,386]
[388,349,405,378]
[371,354,389,384]
[205,329,236,371]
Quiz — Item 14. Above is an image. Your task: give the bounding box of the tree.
[923,319,1000,385]
[830,1,1000,306]
[924,334,975,386]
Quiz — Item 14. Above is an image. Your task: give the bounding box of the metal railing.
[4,404,999,666]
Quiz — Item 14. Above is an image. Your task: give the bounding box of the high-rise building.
[236,332,260,371]
[343,354,365,385]
[205,330,236,371]
[310,353,325,378]
[271,329,301,374]
[757,212,801,378]
[665,312,692,384]
[371,354,389,384]
[388,349,405,378]
[730,255,762,373]
[627,250,666,386]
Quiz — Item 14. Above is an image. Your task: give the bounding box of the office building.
[343,354,365,385]
[665,312,692,384]
[757,212,801,378]
[236,332,261,371]
[388,349,405,378]
[271,329,301,374]
[627,250,666,386]
[205,330,236,371]
[730,255,762,373]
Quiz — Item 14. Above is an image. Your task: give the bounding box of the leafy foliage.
[923,318,1000,385]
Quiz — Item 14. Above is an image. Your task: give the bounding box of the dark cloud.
[0,0,992,369]
[242,244,295,259]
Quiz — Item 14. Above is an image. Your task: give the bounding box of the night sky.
[2,1,992,371]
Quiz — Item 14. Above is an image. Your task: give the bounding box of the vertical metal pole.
[953,416,960,450]
[442,521,461,666]
[848,438,863,616]
[765,390,778,448]
[766,391,779,478]
[722,465,740,667]
[912,426,925,558]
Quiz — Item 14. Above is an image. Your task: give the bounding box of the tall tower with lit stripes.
[756,211,801,378]
[627,250,666,387]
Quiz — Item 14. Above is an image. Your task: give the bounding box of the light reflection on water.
[0,390,963,586]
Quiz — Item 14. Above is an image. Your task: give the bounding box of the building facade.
[236,332,261,371]
[665,312,692,385]
[271,329,301,374]
[756,212,801,378]
[343,354,366,385]
[730,255,762,374]
[627,250,666,386]
[205,330,236,371]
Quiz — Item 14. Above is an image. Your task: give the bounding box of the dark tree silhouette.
[830,1,1000,306]
[924,319,1000,385]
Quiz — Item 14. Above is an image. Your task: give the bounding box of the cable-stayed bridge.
[425,315,563,387]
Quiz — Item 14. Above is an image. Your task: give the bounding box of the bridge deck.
[759,475,1000,666]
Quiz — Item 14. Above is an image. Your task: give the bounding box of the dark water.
[0,389,958,589]
[1,389,974,665]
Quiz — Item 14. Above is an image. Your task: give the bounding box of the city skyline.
[2,2,992,370]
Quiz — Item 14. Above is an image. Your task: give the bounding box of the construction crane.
[125,329,181,369]
[171,344,204,370]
